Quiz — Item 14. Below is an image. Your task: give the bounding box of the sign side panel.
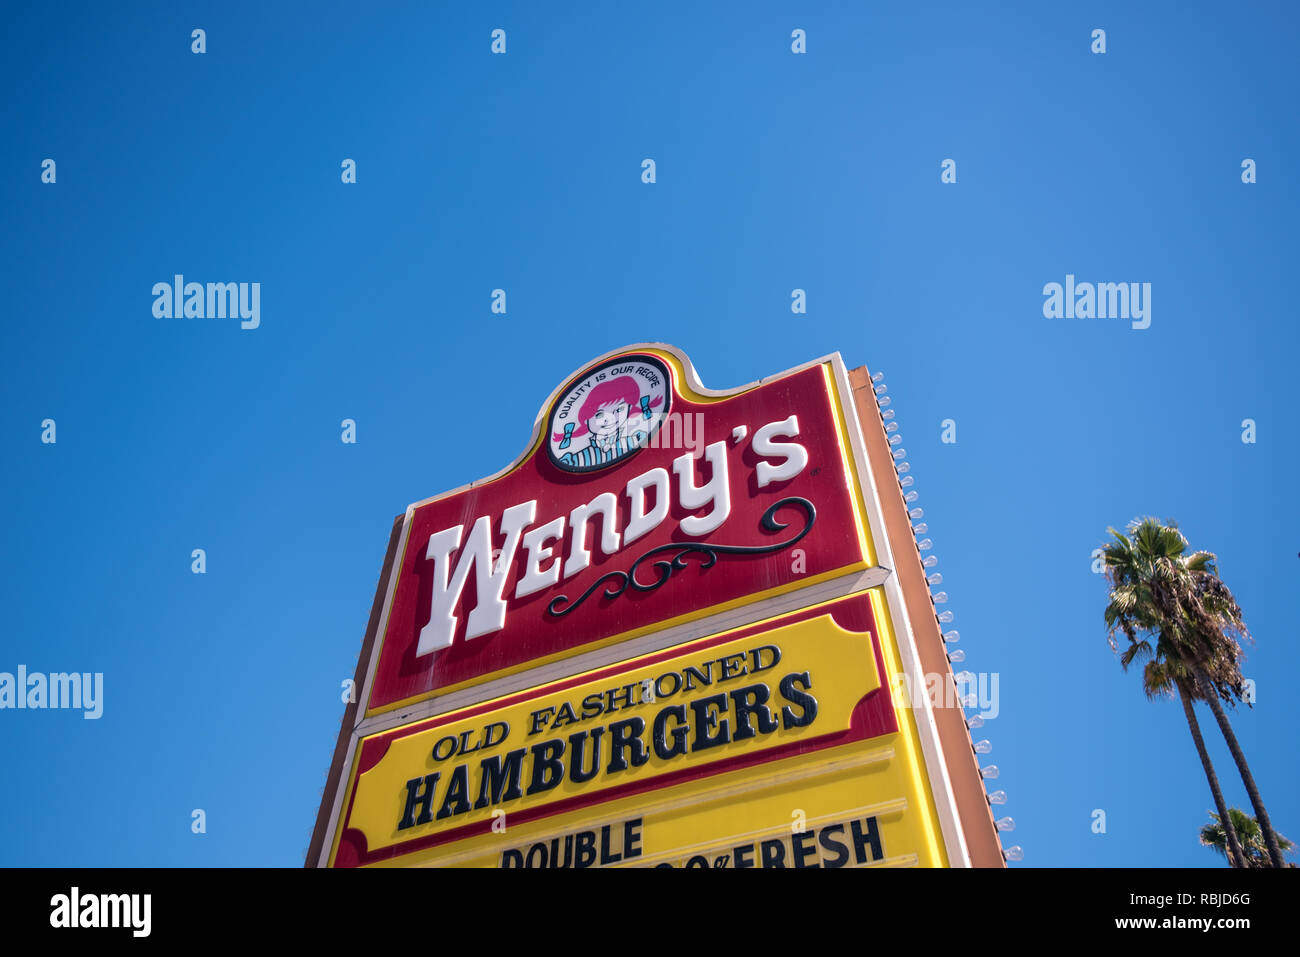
[846,366,1006,868]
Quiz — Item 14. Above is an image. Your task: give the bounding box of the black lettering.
[552,702,580,729]
[431,736,457,761]
[550,834,574,869]
[398,773,439,830]
[457,729,480,757]
[525,842,547,868]
[624,818,643,860]
[500,849,523,868]
[654,671,682,699]
[851,816,884,864]
[483,721,510,748]
[750,644,781,674]
[760,838,786,868]
[819,824,849,868]
[792,829,819,868]
[475,749,526,809]
[574,830,597,868]
[606,717,648,773]
[734,843,755,868]
[682,663,713,691]
[568,727,604,784]
[690,693,730,751]
[580,693,605,720]
[435,763,471,819]
[600,825,621,865]
[605,683,637,714]
[527,739,566,795]
[652,704,690,760]
[729,683,779,740]
[717,652,748,681]
[528,707,556,736]
[779,671,818,729]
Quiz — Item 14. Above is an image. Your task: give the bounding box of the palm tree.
[1201,808,1293,867]
[1100,517,1280,867]
[1108,623,1245,867]
[1102,517,1285,867]
[1173,559,1288,871]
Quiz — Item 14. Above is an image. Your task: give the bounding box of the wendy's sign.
[312,344,1008,871]
[363,346,879,715]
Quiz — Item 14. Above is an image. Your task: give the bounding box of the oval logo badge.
[547,355,671,473]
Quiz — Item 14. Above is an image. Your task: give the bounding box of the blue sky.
[1,1,1296,867]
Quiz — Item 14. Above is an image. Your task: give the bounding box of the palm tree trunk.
[1179,683,1245,867]
[1199,678,1286,868]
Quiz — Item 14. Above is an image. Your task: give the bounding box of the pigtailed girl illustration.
[552,376,664,469]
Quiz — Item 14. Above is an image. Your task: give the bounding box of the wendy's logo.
[547,355,671,473]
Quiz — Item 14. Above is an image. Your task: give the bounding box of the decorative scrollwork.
[546,497,817,618]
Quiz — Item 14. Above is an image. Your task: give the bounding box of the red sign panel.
[366,350,871,713]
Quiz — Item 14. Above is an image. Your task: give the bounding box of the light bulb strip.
[873,371,1011,861]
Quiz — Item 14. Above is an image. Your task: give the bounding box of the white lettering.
[565,492,621,579]
[515,516,566,599]
[673,441,731,536]
[753,416,809,487]
[417,501,536,655]
[624,467,670,545]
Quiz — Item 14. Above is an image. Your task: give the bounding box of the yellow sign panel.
[329,588,950,868]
